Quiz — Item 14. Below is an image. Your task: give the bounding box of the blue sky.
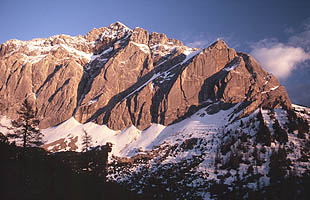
[1,0,310,106]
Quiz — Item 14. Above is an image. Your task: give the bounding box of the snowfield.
[1,103,309,199]
[42,102,236,157]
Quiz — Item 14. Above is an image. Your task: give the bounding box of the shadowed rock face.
[0,22,291,130]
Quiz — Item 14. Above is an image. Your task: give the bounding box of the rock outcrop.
[0,22,291,130]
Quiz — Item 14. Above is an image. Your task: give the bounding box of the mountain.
[0,22,291,130]
[1,22,310,199]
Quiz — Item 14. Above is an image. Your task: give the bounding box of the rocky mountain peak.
[84,22,131,49]
[103,21,132,39]
[2,23,309,199]
[109,21,131,31]
[209,38,229,50]
[0,22,293,131]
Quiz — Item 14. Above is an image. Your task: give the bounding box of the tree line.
[0,99,137,200]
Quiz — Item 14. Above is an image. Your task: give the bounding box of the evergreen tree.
[82,129,93,152]
[256,111,272,146]
[297,117,309,135]
[8,99,43,155]
[273,119,288,144]
[268,146,289,184]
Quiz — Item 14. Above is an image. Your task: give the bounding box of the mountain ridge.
[0,22,291,131]
[0,22,310,199]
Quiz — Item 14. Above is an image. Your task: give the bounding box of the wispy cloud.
[251,21,310,79]
[251,43,310,79]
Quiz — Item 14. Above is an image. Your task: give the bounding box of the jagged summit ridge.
[0,22,291,130]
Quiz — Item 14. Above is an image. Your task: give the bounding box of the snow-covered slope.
[42,117,138,156]
[42,101,236,156]
[106,104,310,199]
[1,100,310,199]
[40,101,310,197]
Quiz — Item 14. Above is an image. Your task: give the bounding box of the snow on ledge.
[130,41,150,54]
[223,64,238,71]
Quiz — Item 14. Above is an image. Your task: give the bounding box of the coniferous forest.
[0,133,137,200]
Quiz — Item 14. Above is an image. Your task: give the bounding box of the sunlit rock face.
[0,22,291,130]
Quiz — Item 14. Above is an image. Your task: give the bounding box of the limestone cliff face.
[0,22,291,130]
[0,33,91,128]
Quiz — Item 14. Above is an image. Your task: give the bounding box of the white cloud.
[251,43,310,79]
[251,19,310,79]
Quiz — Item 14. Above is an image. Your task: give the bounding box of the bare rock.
[0,23,293,131]
[130,28,149,44]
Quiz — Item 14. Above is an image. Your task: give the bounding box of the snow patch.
[130,42,150,54]
[262,85,279,94]
[90,47,113,62]
[181,48,202,64]
[224,64,238,71]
